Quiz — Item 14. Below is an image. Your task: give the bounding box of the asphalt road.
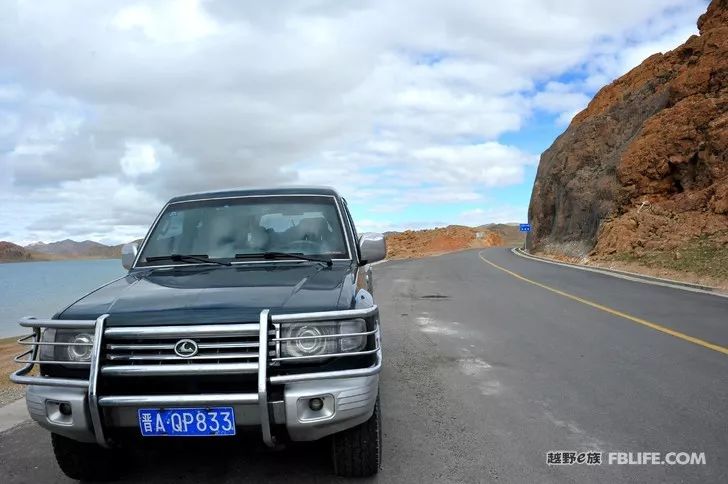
[1,248,726,483]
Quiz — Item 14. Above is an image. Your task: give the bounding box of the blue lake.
[0,259,125,338]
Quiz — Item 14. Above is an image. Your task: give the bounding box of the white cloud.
[113,0,219,43]
[581,4,703,91]
[531,81,592,125]
[457,206,527,226]
[0,0,707,243]
[0,84,22,102]
[619,25,699,73]
[119,141,162,177]
[413,142,537,186]
[356,219,450,234]
[7,176,162,245]
[0,111,19,139]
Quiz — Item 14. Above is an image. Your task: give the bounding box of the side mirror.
[121,242,139,270]
[358,233,386,265]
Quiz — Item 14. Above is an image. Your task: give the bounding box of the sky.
[0,0,708,245]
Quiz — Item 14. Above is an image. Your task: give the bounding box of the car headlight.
[38,329,95,363]
[281,319,367,361]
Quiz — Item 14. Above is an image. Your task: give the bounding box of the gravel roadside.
[1,337,25,407]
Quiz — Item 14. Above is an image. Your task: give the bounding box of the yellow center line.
[478,251,728,356]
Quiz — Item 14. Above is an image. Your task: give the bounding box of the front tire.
[51,433,120,481]
[331,396,382,477]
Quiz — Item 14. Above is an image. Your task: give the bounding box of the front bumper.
[25,373,379,443]
[12,306,381,447]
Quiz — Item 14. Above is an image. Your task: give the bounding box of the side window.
[342,199,360,260]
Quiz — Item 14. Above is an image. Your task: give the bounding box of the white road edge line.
[511,248,728,300]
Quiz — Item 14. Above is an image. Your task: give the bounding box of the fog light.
[59,402,72,416]
[309,397,324,411]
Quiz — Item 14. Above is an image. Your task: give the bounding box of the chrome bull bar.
[11,306,381,447]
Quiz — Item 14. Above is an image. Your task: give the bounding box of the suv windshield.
[136,195,349,266]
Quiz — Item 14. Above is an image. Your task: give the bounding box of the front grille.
[100,323,277,374]
[99,322,276,395]
[105,336,265,365]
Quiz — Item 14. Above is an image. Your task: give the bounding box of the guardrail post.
[258,309,274,447]
[88,314,109,447]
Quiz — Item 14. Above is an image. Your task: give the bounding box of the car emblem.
[174,339,199,358]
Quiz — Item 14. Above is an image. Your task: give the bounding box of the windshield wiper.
[234,252,333,267]
[145,254,232,267]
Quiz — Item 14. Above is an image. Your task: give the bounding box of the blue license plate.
[138,407,236,437]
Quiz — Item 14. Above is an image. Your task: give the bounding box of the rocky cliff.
[528,0,727,262]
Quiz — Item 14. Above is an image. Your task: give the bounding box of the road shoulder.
[0,398,28,433]
[513,248,728,299]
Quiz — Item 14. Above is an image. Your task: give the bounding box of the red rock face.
[528,0,728,257]
[385,226,505,259]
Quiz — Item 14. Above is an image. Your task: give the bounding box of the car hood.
[58,262,358,326]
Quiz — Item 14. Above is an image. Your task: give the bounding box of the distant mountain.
[0,238,146,263]
[0,241,37,262]
[26,239,122,259]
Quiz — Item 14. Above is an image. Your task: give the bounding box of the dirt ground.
[0,337,25,406]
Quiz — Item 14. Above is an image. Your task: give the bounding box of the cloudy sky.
[0,0,707,245]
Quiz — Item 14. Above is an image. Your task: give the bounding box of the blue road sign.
[519,223,531,232]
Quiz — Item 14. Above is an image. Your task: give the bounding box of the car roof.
[167,186,342,204]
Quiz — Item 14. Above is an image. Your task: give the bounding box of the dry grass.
[606,236,728,283]
[534,235,728,293]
